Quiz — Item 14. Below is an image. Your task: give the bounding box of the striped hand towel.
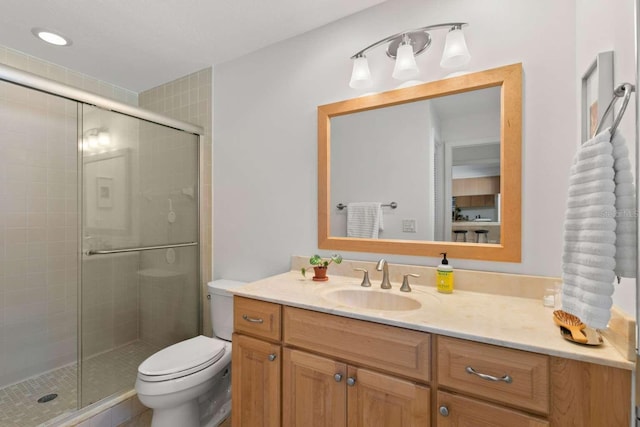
[347,202,382,238]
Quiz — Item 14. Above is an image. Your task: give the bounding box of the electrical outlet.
[402,219,417,233]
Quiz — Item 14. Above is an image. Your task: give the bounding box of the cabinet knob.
[439,405,449,417]
[268,353,277,361]
[346,377,356,386]
[334,373,343,382]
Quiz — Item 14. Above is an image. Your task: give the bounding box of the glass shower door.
[80,105,199,406]
[0,80,80,426]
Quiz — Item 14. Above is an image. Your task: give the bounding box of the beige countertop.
[230,270,634,371]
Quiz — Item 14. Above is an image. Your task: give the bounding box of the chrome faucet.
[376,258,392,289]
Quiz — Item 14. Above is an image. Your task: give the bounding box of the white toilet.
[135,279,246,427]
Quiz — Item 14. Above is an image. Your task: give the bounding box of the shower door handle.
[86,241,198,255]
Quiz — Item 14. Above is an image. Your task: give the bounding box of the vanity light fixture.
[349,23,470,89]
[82,128,111,153]
[31,27,72,46]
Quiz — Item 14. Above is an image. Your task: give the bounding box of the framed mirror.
[318,63,521,262]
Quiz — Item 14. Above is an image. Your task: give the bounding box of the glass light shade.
[349,56,373,89]
[88,134,98,149]
[98,131,111,146]
[392,43,419,80]
[440,28,471,68]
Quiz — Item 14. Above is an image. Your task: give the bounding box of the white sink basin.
[324,288,422,311]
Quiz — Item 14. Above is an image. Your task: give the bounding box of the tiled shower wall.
[0,45,139,388]
[139,68,213,336]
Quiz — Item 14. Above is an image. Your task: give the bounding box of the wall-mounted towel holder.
[336,202,398,210]
[592,82,635,138]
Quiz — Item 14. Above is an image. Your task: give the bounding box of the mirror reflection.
[318,63,522,262]
[330,86,501,244]
[84,148,131,235]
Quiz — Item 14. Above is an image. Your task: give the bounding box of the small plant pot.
[312,266,329,281]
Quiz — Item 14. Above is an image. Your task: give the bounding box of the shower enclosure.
[0,65,202,426]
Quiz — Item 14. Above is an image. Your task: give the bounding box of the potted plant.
[301,254,343,281]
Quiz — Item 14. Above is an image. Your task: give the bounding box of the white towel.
[611,131,637,278]
[562,129,616,329]
[347,202,383,238]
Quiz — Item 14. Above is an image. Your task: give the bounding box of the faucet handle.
[353,268,371,287]
[400,273,420,292]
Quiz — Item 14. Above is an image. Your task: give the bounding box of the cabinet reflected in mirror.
[318,63,522,262]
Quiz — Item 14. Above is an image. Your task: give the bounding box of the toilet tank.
[207,279,246,341]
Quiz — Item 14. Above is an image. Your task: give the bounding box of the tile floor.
[0,341,159,427]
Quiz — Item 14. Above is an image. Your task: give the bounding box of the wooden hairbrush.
[553,310,587,343]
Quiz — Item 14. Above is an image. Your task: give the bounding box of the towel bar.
[336,202,397,210]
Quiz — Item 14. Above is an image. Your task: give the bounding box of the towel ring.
[593,83,635,138]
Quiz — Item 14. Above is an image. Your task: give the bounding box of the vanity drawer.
[437,391,549,427]
[437,336,549,414]
[283,306,430,382]
[233,297,281,342]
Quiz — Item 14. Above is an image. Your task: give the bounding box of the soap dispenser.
[436,252,454,294]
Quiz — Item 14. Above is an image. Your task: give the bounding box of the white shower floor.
[0,341,159,427]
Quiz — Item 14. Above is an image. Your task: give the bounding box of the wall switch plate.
[402,219,417,233]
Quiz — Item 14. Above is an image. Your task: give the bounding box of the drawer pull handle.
[268,353,277,361]
[439,405,449,417]
[346,377,356,386]
[334,373,343,382]
[465,366,513,384]
[242,314,264,324]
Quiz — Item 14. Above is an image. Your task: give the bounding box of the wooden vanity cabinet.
[232,297,631,427]
[232,334,281,427]
[283,349,346,426]
[232,297,282,427]
[435,336,631,427]
[283,348,430,427]
[282,306,431,426]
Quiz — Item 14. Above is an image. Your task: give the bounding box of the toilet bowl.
[135,279,245,427]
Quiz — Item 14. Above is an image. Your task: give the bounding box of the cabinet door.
[470,195,485,207]
[231,333,281,427]
[283,348,347,427]
[347,366,430,427]
[455,196,471,207]
[436,391,548,427]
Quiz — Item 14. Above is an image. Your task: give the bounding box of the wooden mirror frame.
[318,63,522,262]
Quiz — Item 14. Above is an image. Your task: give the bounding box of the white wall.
[214,0,635,318]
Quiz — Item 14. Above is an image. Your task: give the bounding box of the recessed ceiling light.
[31,28,72,46]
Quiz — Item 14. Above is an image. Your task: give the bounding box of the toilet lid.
[138,336,226,382]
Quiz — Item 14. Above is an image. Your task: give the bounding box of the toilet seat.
[138,336,226,382]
